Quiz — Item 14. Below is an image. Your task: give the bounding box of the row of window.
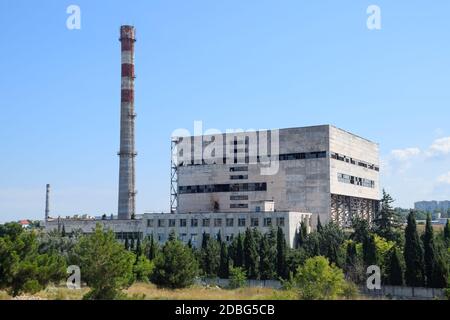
[331,152,379,172]
[337,173,375,188]
[230,175,248,180]
[230,203,248,209]
[230,195,249,200]
[180,151,327,166]
[230,166,248,172]
[178,182,267,194]
[147,217,285,228]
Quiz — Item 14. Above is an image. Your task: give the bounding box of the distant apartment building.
[174,125,380,227]
[414,200,450,213]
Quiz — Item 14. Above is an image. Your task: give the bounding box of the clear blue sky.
[1,1,450,222]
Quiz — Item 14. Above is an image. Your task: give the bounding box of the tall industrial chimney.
[118,25,137,220]
[45,184,50,221]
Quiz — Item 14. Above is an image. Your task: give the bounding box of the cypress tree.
[201,232,209,250]
[316,215,323,233]
[444,219,450,244]
[423,214,435,287]
[136,237,142,257]
[243,228,259,279]
[130,237,135,252]
[61,224,66,237]
[404,211,425,287]
[148,234,157,260]
[259,235,276,280]
[387,247,403,286]
[217,230,222,243]
[346,241,357,268]
[124,237,129,251]
[218,241,229,278]
[276,227,288,279]
[235,233,244,267]
[363,234,377,266]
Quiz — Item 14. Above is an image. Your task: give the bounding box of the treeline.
[1,190,449,299]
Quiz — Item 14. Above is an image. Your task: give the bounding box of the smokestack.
[118,25,137,220]
[45,184,50,221]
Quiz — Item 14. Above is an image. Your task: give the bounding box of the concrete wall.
[361,285,445,300]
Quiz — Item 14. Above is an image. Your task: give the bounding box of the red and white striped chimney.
[118,25,137,220]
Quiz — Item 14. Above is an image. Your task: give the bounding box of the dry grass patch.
[125,282,292,300]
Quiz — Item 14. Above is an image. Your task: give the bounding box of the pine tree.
[235,233,244,268]
[61,225,66,237]
[296,221,307,248]
[346,241,357,268]
[217,230,222,243]
[218,241,229,278]
[316,215,323,233]
[243,228,259,279]
[201,232,209,250]
[373,189,400,241]
[387,247,403,286]
[363,234,377,267]
[404,211,425,287]
[130,237,135,252]
[124,237,130,251]
[276,227,288,279]
[148,234,157,260]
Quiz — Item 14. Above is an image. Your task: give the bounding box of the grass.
[0,283,298,300]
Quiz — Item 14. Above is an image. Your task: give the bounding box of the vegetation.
[228,267,247,289]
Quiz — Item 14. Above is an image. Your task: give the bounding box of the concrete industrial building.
[44,25,380,248]
[173,125,380,227]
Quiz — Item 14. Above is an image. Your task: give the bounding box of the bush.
[228,267,247,289]
[294,256,346,300]
[133,255,154,283]
[151,237,198,289]
[341,281,359,299]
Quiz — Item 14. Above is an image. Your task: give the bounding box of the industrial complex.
[44,26,381,248]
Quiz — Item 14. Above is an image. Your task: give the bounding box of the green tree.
[0,229,66,296]
[133,254,154,283]
[200,235,220,277]
[276,227,288,279]
[151,237,198,289]
[386,247,403,286]
[373,190,401,241]
[423,214,436,287]
[351,217,370,243]
[316,215,323,233]
[320,223,345,267]
[218,241,229,279]
[444,219,450,245]
[135,237,142,257]
[147,234,158,260]
[294,256,346,300]
[234,233,244,267]
[124,237,130,251]
[244,228,259,279]
[362,234,377,267]
[259,235,276,280]
[229,267,247,289]
[73,224,135,299]
[404,211,425,287]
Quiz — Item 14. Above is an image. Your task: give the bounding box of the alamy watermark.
[66,265,81,289]
[66,5,81,30]
[171,121,280,176]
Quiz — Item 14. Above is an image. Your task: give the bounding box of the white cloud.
[390,147,421,161]
[427,137,450,156]
[437,171,450,185]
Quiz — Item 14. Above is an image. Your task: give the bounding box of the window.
[276,217,285,227]
[180,219,187,227]
[337,173,375,189]
[263,218,272,227]
[158,219,166,227]
[238,218,246,227]
[230,167,248,172]
[191,219,198,227]
[169,219,176,227]
[226,218,234,227]
[331,152,379,172]
[230,195,249,201]
[230,175,248,180]
[178,182,267,194]
[226,234,234,242]
[202,219,210,227]
[251,218,259,227]
[214,218,222,227]
[190,234,197,244]
[230,203,248,209]
[147,219,154,227]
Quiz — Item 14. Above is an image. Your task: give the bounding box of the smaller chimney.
[45,184,50,221]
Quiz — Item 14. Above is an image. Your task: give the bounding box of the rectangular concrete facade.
[174,125,380,227]
[44,211,311,248]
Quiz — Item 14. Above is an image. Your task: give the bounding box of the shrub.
[228,267,247,289]
[294,256,346,300]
